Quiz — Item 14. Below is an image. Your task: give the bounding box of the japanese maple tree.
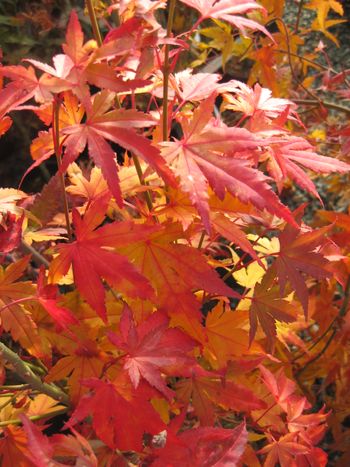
[0,0,349,465]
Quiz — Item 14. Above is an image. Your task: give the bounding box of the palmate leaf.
[119,222,239,341]
[151,421,248,467]
[61,90,175,206]
[69,376,165,452]
[248,274,297,350]
[161,94,295,231]
[179,0,270,38]
[274,223,333,315]
[176,365,265,425]
[266,136,350,198]
[0,257,43,358]
[108,307,195,400]
[0,426,32,467]
[45,340,105,404]
[49,198,157,321]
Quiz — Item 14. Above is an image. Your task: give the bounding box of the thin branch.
[21,241,50,268]
[0,342,69,405]
[275,17,322,102]
[132,154,155,216]
[162,0,177,141]
[294,0,305,34]
[295,275,350,372]
[86,0,103,46]
[197,231,206,249]
[53,97,73,242]
[296,328,336,376]
[294,99,350,115]
[0,407,69,427]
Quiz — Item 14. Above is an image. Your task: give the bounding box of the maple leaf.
[248,274,297,350]
[259,365,297,411]
[0,213,23,254]
[151,421,248,467]
[108,307,195,399]
[20,415,66,467]
[28,91,84,170]
[0,257,43,357]
[45,339,105,404]
[119,222,239,342]
[36,267,79,331]
[161,94,295,231]
[274,223,333,315]
[61,90,175,205]
[204,304,264,369]
[221,81,298,120]
[259,432,310,467]
[179,0,270,38]
[0,64,69,105]
[176,365,266,425]
[173,69,222,102]
[265,137,350,198]
[0,189,27,225]
[210,212,260,262]
[68,376,165,451]
[0,425,32,467]
[66,163,110,204]
[0,84,33,137]
[24,11,149,109]
[49,199,156,321]
[50,429,98,467]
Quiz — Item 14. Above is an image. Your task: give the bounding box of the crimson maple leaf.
[68,376,165,451]
[49,198,156,321]
[151,421,248,467]
[161,94,295,231]
[108,307,195,399]
[20,415,66,467]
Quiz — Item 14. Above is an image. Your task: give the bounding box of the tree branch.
[0,342,69,406]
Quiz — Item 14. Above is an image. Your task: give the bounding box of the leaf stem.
[53,97,73,242]
[86,0,103,46]
[0,342,69,405]
[162,0,177,141]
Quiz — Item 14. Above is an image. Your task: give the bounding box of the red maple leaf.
[36,266,79,331]
[179,0,271,38]
[0,213,23,255]
[108,306,195,399]
[266,136,350,198]
[49,199,156,321]
[68,376,165,451]
[161,94,295,231]
[151,420,248,467]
